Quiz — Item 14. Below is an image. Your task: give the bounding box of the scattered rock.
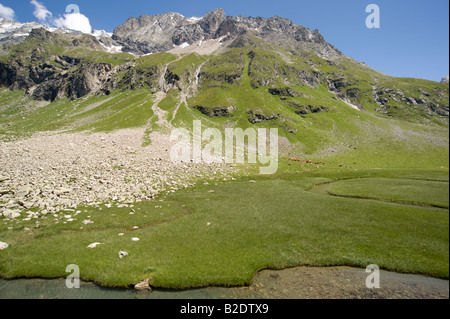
[131,237,140,242]
[0,242,8,250]
[53,188,72,196]
[119,251,128,259]
[0,130,240,219]
[0,189,13,195]
[3,209,21,219]
[134,278,152,291]
[87,242,104,248]
[15,185,32,198]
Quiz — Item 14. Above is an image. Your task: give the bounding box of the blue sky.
[0,0,448,82]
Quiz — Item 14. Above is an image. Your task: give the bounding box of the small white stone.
[87,242,103,248]
[119,251,128,259]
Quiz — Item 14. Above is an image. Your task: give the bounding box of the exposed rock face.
[0,29,115,101]
[1,58,113,102]
[195,105,236,117]
[372,86,449,118]
[113,8,342,59]
[112,9,229,55]
[268,87,302,98]
[247,110,279,124]
[441,76,449,84]
[288,102,328,115]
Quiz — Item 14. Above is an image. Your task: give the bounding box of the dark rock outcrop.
[268,87,302,97]
[195,105,236,117]
[288,101,328,115]
[247,110,279,124]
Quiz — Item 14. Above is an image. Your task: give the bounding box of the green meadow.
[0,158,448,288]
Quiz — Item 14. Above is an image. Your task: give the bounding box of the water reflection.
[0,278,246,299]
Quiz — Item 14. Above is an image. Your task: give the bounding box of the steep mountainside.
[0,8,448,157]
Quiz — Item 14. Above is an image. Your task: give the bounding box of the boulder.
[0,189,13,195]
[134,278,152,291]
[119,251,128,259]
[3,209,21,219]
[53,188,72,196]
[15,185,32,198]
[87,242,104,248]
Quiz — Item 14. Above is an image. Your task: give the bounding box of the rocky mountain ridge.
[113,8,341,59]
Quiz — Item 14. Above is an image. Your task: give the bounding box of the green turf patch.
[327,178,449,208]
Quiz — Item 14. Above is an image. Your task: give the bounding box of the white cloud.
[0,3,15,20]
[29,0,92,34]
[54,12,92,34]
[30,0,52,23]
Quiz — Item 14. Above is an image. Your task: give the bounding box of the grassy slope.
[327,178,449,208]
[0,89,156,139]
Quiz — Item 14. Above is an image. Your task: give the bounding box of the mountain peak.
[112,8,340,59]
[205,7,225,17]
[200,8,226,33]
